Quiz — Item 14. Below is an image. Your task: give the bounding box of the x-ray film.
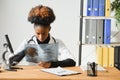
[25,43,58,63]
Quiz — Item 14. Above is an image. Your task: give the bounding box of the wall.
[0,0,80,65]
[0,0,118,66]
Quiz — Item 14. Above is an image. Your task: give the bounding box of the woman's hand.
[38,62,51,68]
[26,47,37,57]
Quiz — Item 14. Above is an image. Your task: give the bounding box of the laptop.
[25,43,58,63]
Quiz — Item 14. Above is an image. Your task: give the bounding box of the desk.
[0,66,120,80]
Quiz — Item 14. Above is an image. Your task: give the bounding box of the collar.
[32,34,56,44]
[36,34,50,44]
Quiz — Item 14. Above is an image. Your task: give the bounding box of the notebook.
[25,43,58,63]
[41,66,81,76]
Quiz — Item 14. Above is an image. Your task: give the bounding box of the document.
[41,67,81,76]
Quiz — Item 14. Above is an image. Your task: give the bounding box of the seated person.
[9,5,76,68]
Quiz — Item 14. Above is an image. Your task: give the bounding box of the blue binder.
[93,0,99,16]
[99,0,105,16]
[103,19,111,44]
[87,0,93,16]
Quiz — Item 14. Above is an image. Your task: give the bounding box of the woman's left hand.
[38,62,51,68]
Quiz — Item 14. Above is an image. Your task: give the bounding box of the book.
[98,0,105,16]
[41,67,81,76]
[103,19,111,44]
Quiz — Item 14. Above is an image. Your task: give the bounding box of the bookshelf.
[79,0,119,68]
[80,0,120,70]
[81,0,113,45]
[79,0,84,65]
[82,16,114,19]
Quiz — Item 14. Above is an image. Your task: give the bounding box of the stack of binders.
[96,45,120,70]
[85,0,111,44]
[87,0,110,16]
[85,19,104,44]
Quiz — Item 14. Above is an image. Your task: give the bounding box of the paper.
[41,67,81,76]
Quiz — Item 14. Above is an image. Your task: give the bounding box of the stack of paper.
[41,67,81,76]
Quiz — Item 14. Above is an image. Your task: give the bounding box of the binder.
[105,0,110,16]
[89,19,97,44]
[85,19,91,44]
[108,46,114,67]
[96,19,104,44]
[98,0,105,16]
[85,19,97,44]
[102,46,109,67]
[87,0,93,16]
[96,46,103,66]
[93,0,99,16]
[103,19,111,44]
[114,46,120,70]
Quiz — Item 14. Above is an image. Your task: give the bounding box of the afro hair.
[28,5,55,26]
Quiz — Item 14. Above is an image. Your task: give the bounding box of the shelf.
[82,42,120,46]
[79,16,115,19]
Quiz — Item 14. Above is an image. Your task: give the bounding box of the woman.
[9,5,76,68]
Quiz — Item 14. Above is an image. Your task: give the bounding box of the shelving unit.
[79,0,113,66]
[83,16,114,19]
[79,0,84,65]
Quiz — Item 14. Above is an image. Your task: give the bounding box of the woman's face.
[34,25,50,42]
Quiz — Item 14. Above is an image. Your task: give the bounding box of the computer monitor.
[25,43,58,63]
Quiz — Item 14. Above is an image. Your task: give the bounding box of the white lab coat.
[13,35,74,65]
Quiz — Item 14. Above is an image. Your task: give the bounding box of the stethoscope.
[27,35,56,44]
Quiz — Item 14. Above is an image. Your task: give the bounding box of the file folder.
[96,19,104,44]
[102,46,109,67]
[89,19,97,44]
[85,19,91,44]
[87,0,93,16]
[105,0,110,16]
[96,46,103,66]
[93,0,99,16]
[99,0,105,16]
[108,46,114,67]
[103,19,111,44]
[85,19,97,44]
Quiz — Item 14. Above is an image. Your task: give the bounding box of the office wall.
[0,0,80,65]
[0,0,118,66]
